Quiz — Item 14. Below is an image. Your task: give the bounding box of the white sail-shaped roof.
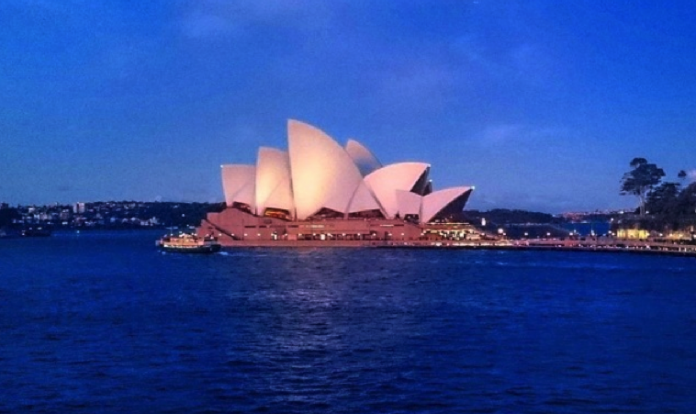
[288,120,376,220]
[364,162,430,219]
[421,186,473,223]
[395,190,422,217]
[345,139,382,176]
[221,164,256,208]
[348,181,384,214]
[255,147,294,216]
[217,120,474,223]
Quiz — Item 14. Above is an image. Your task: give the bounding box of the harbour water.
[1,230,696,413]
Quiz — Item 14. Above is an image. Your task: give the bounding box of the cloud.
[477,124,566,146]
[180,0,334,39]
[479,124,525,144]
[687,170,696,182]
[453,35,511,81]
[453,33,557,89]
[509,43,556,86]
[375,62,457,111]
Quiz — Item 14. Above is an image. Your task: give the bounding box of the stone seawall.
[216,237,696,257]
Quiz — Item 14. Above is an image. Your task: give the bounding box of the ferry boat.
[156,233,221,254]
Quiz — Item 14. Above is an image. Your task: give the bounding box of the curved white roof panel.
[288,120,369,220]
[364,162,430,219]
[395,190,422,217]
[348,181,384,214]
[421,186,473,223]
[345,139,382,176]
[255,147,294,216]
[217,120,474,222]
[221,164,256,208]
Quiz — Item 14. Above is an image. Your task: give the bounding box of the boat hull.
[158,243,221,254]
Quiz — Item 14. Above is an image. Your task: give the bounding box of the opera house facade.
[196,120,475,246]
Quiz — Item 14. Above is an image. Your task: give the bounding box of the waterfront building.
[73,202,86,214]
[197,120,476,246]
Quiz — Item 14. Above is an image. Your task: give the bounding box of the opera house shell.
[197,120,474,246]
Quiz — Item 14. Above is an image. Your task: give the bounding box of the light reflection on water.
[1,233,696,413]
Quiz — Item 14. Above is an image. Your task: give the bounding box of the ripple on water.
[2,236,696,413]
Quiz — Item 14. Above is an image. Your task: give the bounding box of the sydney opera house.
[196,120,475,246]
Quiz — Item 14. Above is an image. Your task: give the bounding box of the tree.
[645,182,680,216]
[620,158,665,215]
[676,182,696,216]
[0,206,20,227]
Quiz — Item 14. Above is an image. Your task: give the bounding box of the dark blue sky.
[2,0,695,212]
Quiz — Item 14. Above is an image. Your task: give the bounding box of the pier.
[377,237,696,257]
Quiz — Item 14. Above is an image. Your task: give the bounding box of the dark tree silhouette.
[676,182,696,216]
[0,206,20,227]
[620,158,665,215]
[645,182,680,216]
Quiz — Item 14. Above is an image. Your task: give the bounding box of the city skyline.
[2,1,695,213]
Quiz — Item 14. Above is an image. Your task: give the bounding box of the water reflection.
[5,234,696,413]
